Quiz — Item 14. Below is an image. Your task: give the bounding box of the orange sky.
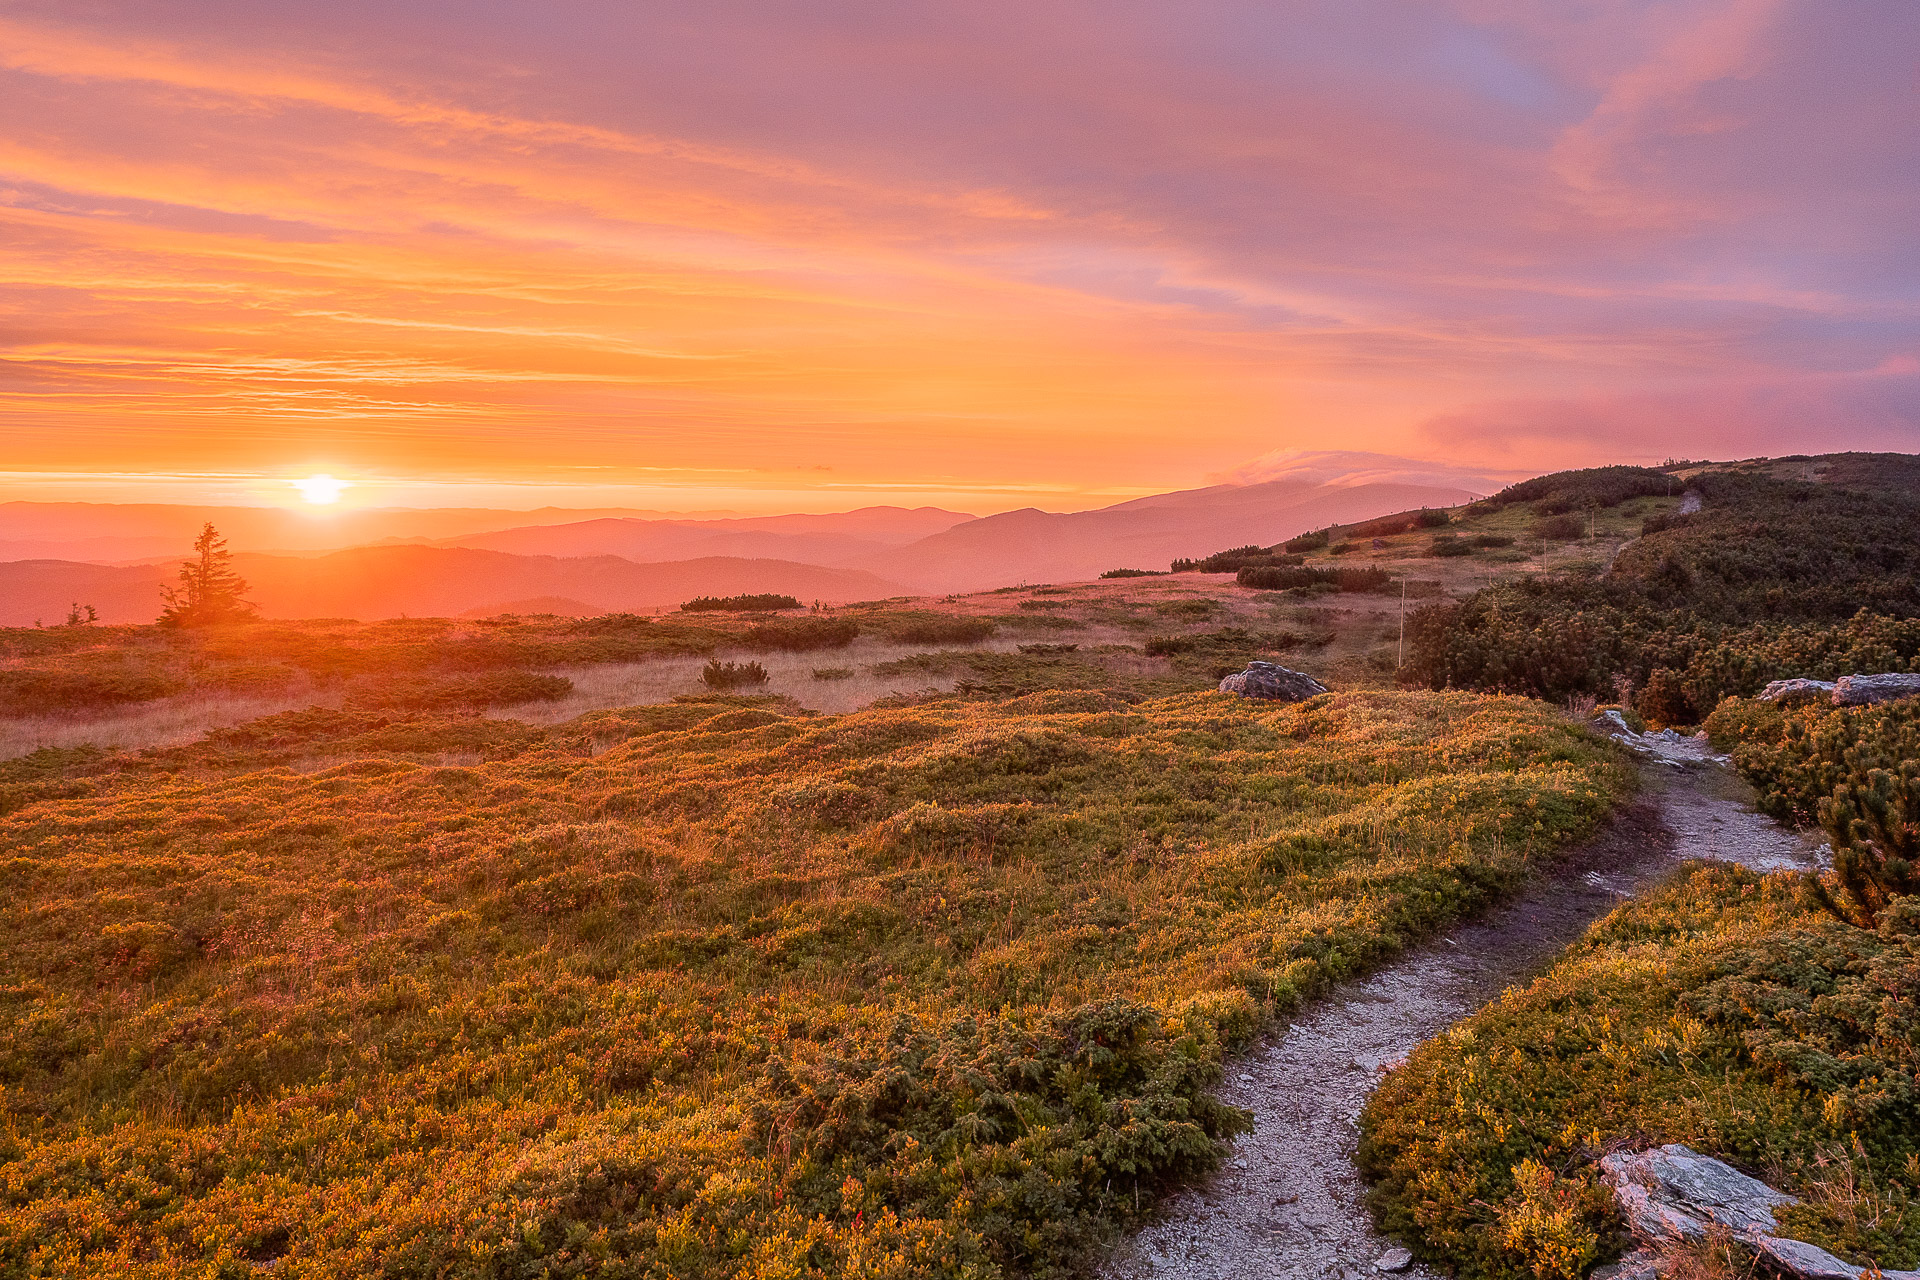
[0,1,1914,513]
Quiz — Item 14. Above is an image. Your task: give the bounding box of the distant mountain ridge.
[851,478,1478,592]
[0,479,1482,621]
[0,547,906,626]
[436,507,974,567]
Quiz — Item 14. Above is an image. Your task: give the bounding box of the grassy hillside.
[0,689,1627,1278]
[1398,462,1920,718]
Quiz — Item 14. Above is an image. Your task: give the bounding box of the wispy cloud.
[0,0,1913,506]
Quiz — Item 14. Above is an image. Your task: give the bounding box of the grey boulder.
[1218,661,1328,702]
[1599,1144,1792,1242]
[1833,672,1920,706]
[1758,678,1837,704]
[1599,1145,1920,1280]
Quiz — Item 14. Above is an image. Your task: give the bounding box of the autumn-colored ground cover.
[1359,864,1920,1280]
[1361,692,1920,1280]
[0,688,1626,1278]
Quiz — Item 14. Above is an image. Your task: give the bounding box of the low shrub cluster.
[1480,465,1678,515]
[1360,863,1920,1280]
[0,690,1626,1277]
[1170,546,1303,574]
[1100,568,1162,579]
[1235,565,1395,593]
[885,616,998,645]
[1530,513,1585,540]
[346,670,574,710]
[0,614,728,719]
[702,658,770,688]
[681,594,804,612]
[742,617,860,652]
[1707,697,1920,927]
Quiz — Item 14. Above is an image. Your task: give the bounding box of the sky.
[0,0,1915,514]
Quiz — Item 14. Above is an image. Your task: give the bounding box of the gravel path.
[1100,740,1824,1280]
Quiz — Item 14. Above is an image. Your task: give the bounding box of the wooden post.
[1398,578,1407,668]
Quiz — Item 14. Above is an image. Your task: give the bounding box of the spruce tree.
[158,523,254,626]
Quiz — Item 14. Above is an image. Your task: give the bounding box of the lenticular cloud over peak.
[1214,451,1526,497]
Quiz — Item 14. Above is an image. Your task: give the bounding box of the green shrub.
[1284,530,1331,553]
[1430,535,1473,558]
[681,593,803,612]
[1404,468,1920,704]
[1531,513,1585,540]
[1486,465,1676,514]
[1171,547,1302,574]
[702,658,770,688]
[1235,565,1394,593]
[348,670,573,710]
[1100,568,1162,578]
[1635,666,1695,725]
[742,617,859,651]
[1708,697,1920,928]
[891,617,997,645]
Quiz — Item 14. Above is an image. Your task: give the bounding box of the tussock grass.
[0,689,1625,1278]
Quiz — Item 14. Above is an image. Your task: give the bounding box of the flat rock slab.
[1759,678,1837,704]
[1833,672,1920,706]
[1600,1145,1920,1280]
[1600,1144,1793,1240]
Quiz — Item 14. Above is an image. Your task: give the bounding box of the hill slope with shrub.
[0,689,1626,1278]
[1401,458,1920,720]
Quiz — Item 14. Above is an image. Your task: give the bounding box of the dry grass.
[0,688,325,759]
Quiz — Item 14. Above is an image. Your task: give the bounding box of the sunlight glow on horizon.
[291,474,350,505]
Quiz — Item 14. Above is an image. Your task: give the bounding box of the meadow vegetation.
[1359,864,1920,1280]
[0,689,1628,1278]
[1363,684,1920,1280]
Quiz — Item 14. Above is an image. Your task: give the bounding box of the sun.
[291,474,350,504]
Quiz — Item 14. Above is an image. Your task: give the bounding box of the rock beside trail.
[1833,672,1920,706]
[1759,678,1837,704]
[1600,1144,1792,1241]
[1599,1145,1920,1280]
[1217,661,1328,702]
[1373,1246,1412,1272]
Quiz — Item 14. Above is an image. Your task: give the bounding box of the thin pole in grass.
[1398,577,1407,670]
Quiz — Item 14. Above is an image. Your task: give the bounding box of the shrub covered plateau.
[0,689,1626,1278]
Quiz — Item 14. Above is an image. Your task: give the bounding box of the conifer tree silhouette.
[158,523,254,626]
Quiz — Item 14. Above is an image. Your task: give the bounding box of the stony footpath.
[1101,727,1822,1280]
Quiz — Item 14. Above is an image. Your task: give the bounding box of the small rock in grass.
[1375,1246,1413,1272]
[1218,661,1328,702]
